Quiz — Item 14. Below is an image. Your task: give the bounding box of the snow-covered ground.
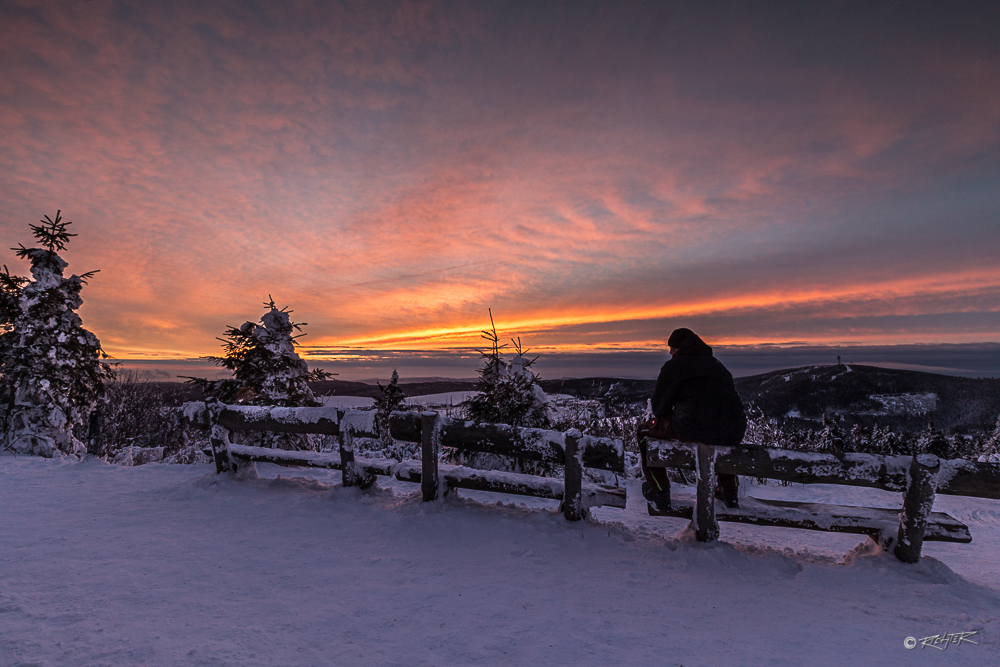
[1,455,998,666]
[318,394,376,409]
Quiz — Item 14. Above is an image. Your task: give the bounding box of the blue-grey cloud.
[1,0,998,358]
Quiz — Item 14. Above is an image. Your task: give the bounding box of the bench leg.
[694,443,719,542]
[894,454,939,563]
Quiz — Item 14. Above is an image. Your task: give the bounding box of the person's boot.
[714,475,739,509]
[642,481,672,513]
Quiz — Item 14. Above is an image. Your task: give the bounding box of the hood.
[673,332,713,357]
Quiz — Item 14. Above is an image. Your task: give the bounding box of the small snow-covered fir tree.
[849,424,871,454]
[463,310,549,429]
[814,414,845,453]
[950,433,976,461]
[373,369,410,460]
[871,425,905,456]
[187,298,331,451]
[189,298,330,407]
[917,419,950,459]
[455,311,550,474]
[977,415,1000,463]
[4,212,110,457]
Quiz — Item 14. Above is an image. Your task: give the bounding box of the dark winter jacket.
[651,334,747,446]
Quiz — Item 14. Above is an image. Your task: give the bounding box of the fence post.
[894,454,939,563]
[206,399,234,474]
[339,416,358,488]
[421,411,440,501]
[694,442,719,542]
[563,429,584,521]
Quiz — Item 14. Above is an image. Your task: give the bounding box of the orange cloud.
[2,1,999,364]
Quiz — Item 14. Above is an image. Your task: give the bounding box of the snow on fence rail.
[645,439,1000,563]
[182,400,626,520]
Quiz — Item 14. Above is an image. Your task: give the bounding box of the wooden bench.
[185,399,626,520]
[645,439,1000,562]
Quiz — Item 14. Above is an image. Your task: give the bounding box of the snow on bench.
[644,438,996,562]
[648,493,971,544]
[190,400,626,520]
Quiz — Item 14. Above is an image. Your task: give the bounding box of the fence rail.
[184,400,626,520]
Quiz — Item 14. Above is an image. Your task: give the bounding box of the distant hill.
[734,364,1000,433]
[157,364,1000,434]
[537,377,656,405]
[537,366,1000,433]
[155,378,479,404]
[309,378,477,398]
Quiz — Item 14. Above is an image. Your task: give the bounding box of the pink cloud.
[1,1,998,358]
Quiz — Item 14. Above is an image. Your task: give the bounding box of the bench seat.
[647,493,971,544]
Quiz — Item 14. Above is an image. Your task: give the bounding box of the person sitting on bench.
[639,328,747,510]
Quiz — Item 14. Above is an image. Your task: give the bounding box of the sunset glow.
[2,1,999,377]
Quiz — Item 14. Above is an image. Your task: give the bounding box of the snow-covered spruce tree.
[871,424,902,456]
[4,212,111,457]
[742,402,786,449]
[976,416,1000,463]
[456,311,550,474]
[950,433,977,461]
[373,369,411,460]
[917,419,951,459]
[187,298,330,450]
[190,298,329,407]
[815,414,845,453]
[462,310,549,429]
[0,265,28,448]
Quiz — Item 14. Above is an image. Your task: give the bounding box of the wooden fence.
[184,399,626,520]
[645,438,1000,562]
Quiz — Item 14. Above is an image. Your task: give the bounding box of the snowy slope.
[1,455,997,666]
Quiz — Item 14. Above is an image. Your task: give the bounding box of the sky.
[2,1,999,380]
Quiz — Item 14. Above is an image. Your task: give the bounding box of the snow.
[182,400,207,424]
[319,395,375,409]
[340,409,376,435]
[870,392,938,415]
[1,456,998,665]
[406,391,477,410]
